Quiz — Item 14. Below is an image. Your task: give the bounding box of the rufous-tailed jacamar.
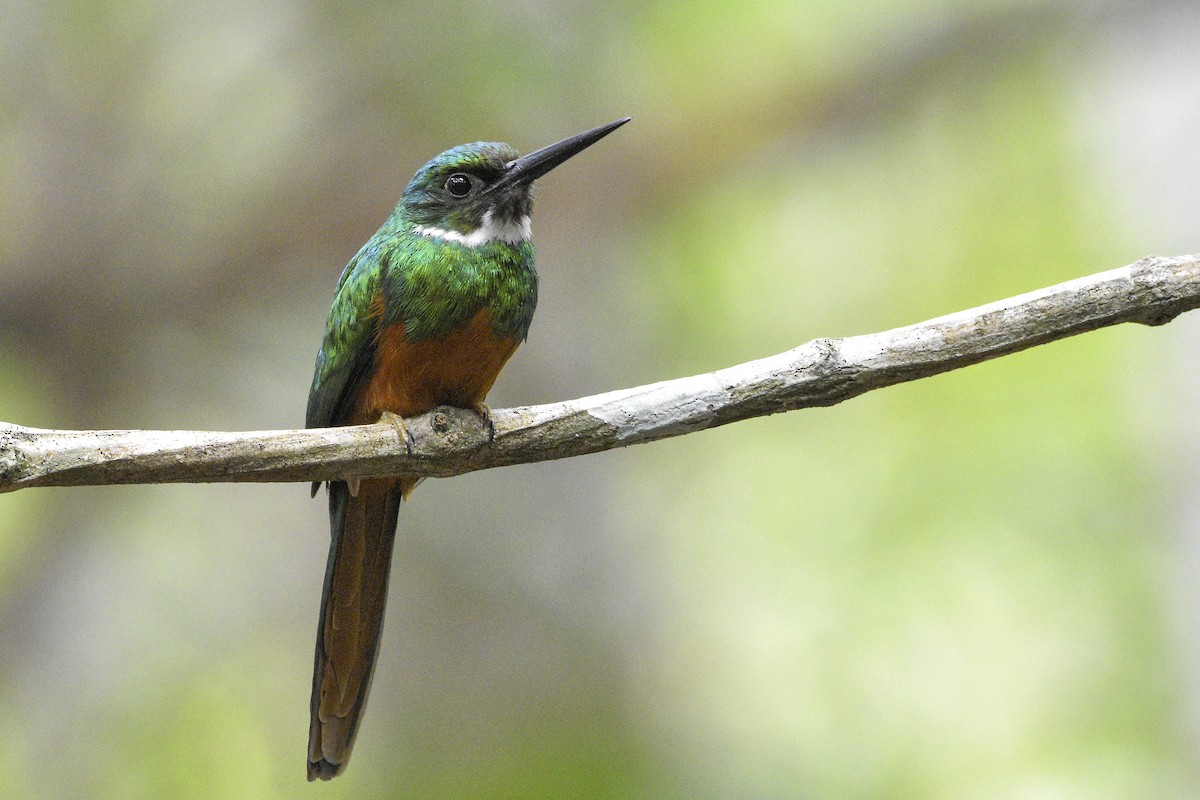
[304,117,630,780]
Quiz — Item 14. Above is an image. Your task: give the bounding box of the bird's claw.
[378,410,414,455]
[473,403,496,443]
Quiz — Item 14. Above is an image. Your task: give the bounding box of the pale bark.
[2,254,1197,494]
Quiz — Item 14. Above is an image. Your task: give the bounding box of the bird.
[303,117,630,780]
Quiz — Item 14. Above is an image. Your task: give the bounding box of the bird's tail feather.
[307,477,403,781]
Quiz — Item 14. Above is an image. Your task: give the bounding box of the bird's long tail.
[307,477,404,781]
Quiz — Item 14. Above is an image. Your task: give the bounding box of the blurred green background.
[3,0,1200,797]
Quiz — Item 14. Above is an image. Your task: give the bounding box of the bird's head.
[400,117,630,248]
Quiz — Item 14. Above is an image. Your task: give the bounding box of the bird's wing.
[305,244,387,431]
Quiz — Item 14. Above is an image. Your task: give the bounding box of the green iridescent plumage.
[382,235,537,340]
[304,243,382,431]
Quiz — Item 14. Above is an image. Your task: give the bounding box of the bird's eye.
[445,173,473,197]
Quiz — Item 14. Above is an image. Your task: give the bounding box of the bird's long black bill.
[493,117,630,191]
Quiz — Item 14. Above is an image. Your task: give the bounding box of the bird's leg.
[345,412,412,496]
[472,402,496,442]
[378,410,414,455]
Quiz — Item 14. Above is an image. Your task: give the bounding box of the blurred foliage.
[2,0,1200,797]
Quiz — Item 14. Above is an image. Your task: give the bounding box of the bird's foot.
[472,402,496,443]
[378,410,414,455]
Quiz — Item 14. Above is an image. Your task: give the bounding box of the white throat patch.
[414,210,531,248]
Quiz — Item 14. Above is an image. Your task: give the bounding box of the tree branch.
[2,254,1197,494]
